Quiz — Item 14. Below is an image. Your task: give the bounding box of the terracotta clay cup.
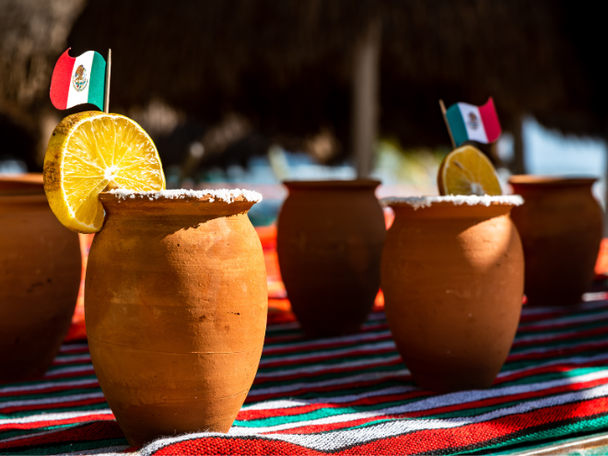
[381,196,525,392]
[0,174,81,381]
[85,190,267,446]
[277,180,386,337]
[509,176,603,306]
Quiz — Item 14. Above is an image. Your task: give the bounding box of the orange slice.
[43,111,165,233]
[437,145,502,196]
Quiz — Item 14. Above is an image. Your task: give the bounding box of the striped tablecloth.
[4,291,608,455]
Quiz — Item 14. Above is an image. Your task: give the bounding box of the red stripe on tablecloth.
[150,396,608,455]
[247,375,608,434]
[0,413,115,431]
[405,375,608,418]
[0,420,123,450]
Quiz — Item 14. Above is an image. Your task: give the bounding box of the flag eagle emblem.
[72,65,88,92]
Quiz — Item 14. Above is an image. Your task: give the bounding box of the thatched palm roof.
[0,0,85,169]
[67,0,604,157]
[1,0,606,169]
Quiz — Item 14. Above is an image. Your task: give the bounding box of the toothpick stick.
[439,99,456,149]
[104,49,112,113]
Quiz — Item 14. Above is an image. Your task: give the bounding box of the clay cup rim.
[381,194,524,210]
[0,173,45,197]
[101,188,263,204]
[509,175,598,187]
[282,179,381,191]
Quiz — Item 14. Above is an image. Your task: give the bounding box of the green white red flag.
[445,97,502,146]
[50,49,106,111]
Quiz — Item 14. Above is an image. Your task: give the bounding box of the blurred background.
[2,0,607,226]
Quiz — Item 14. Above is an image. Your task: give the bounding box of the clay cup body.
[381,196,524,392]
[0,174,81,381]
[277,180,386,337]
[509,176,603,306]
[85,191,267,446]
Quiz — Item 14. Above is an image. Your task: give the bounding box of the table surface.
[3,229,608,455]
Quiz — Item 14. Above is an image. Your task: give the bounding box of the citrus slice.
[43,111,165,233]
[437,145,502,196]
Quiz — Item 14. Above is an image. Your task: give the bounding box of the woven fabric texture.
[3,293,608,455]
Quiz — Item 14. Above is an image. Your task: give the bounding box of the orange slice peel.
[43,111,165,233]
[437,145,502,196]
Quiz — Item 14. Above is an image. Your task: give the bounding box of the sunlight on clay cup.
[381,195,524,392]
[85,189,267,446]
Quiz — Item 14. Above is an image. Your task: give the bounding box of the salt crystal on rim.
[108,188,263,203]
[381,194,524,210]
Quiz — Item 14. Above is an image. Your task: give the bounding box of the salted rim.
[381,195,524,210]
[107,188,263,203]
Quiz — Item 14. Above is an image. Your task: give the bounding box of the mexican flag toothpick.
[50,48,112,113]
[439,97,501,149]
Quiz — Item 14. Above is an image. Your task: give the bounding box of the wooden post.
[439,99,456,149]
[512,113,526,175]
[104,49,111,113]
[352,19,381,179]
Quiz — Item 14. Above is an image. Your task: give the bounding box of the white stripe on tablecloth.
[141,382,608,455]
[514,327,597,344]
[0,378,99,394]
[53,354,93,364]
[0,409,113,425]
[498,351,608,379]
[59,343,90,353]
[242,385,419,411]
[235,370,608,433]
[518,310,608,329]
[44,365,95,378]
[249,369,409,397]
[255,354,401,379]
[263,330,392,353]
[259,341,396,366]
[508,339,608,358]
[0,392,105,409]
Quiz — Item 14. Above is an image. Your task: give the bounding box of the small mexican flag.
[50,49,106,111]
[445,98,502,146]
